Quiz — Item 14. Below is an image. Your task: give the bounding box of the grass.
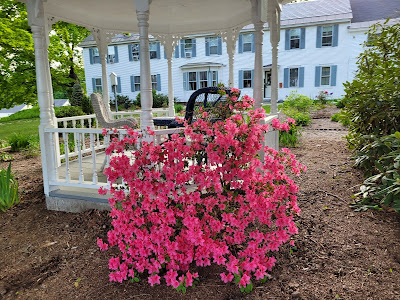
[0,119,40,141]
[0,107,40,122]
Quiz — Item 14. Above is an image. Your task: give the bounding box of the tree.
[0,0,36,109]
[48,21,90,98]
[0,0,90,109]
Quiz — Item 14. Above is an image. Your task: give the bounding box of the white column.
[135,6,154,130]
[220,28,240,88]
[27,0,58,195]
[167,56,175,116]
[252,0,264,109]
[268,4,281,115]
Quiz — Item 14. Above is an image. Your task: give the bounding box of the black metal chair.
[153,87,239,128]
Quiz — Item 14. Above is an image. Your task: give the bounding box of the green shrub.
[81,95,94,114]
[352,132,400,212]
[135,90,168,108]
[55,106,85,118]
[335,98,346,109]
[331,111,350,126]
[279,124,301,147]
[175,104,185,114]
[283,109,311,127]
[8,133,38,152]
[344,21,400,150]
[282,91,314,113]
[0,106,40,122]
[0,140,8,148]
[0,162,19,212]
[70,83,84,107]
[315,90,332,105]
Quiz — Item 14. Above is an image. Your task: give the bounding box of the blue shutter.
[299,67,305,87]
[175,45,179,58]
[156,74,161,91]
[92,78,96,92]
[331,65,337,86]
[128,44,133,61]
[217,37,222,55]
[89,48,94,64]
[156,42,161,59]
[332,24,339,47]
[251,33,255,53]
[130,76,135,92]
[316,26,322,48]
[300,28,306,49]
[285,30,290,50]
[114,46,119,63]
[183,72,188,90]
[315,66,321,87]
[251,69,254,88]
[239,70,243,89]
[192,39,196,57]
[283,68,289,88]
[164,50,166,59]
[117,77,121,93]
[238,34,243,53]
[181,40,185,57]
[205,37,210,56]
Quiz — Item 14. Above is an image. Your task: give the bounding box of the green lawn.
[0,118,40,141]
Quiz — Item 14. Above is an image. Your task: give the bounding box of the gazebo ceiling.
[24,0,292,35]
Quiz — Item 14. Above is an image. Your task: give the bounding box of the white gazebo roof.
[23,0,291,35]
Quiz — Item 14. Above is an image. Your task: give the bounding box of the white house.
[80,0,400,103]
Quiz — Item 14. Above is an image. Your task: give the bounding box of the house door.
[264,70,271,98]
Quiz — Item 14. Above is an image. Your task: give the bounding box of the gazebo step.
[47,186,110,213]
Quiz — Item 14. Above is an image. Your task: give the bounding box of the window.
[183,71,218,90]
[91,48,100,64]
[242,34,253,52]
[184,39,193,57]
[289,68,299,87]
[108,46,116,63]
[149,43,158,59]
[322,26,333,47]
[290,29,301,49]
[317,25,338,48]
[134,76,140,91]
[93,78,102,92]
[208,37,218,55]
[243,70,252,88]
[131,44,140,60]
[211,71,217,87]
[321,67,331,85]
[188,72,197,90]
[151,75,158,90]
[199,71,208,88]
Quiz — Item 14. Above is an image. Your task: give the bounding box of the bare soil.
[1,106,399,300]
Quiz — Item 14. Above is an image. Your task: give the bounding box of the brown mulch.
[0,107,399,300]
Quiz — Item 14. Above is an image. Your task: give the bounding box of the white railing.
[43,125,184,192]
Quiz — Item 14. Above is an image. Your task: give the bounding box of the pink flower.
[220,273,234,283]
[239,273,251,288]
[148,274,161,286]
[97,237,108,251]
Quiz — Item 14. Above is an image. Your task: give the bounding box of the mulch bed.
[0,107,399,299]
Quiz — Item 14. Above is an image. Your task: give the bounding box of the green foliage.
[70,83,83,106]
[335,98,346,109]
[315,90,332,105]
[352,132,400,212]
[284,110,311,127]
[0,152,14,162]
[111,95,132,110]
[7,133,39,152]
[282,91,314,113]
[135,90,169,108]
[280,123,301,147]
[81,95,94,114]
[344,21,400,150]
[0,0,89,110]
[331,111,350,126]
[175,104,184,114]
[55,106,85,118]
[0,162,19,212]
[0,140,8,148]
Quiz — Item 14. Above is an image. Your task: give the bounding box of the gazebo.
[22,0,290,212]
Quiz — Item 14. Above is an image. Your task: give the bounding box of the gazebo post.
[26,0,58,195]
[134,0,155,130]
[268,2,282,115]
[221,29,240,88]
[92,29,112,116]
[252,0,265,109]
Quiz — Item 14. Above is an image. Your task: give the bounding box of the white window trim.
[243,70,253,88]
[321,66,331,86]
[322,25,333,47]
[242,33,253,52]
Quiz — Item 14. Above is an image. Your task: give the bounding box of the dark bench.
[153,87,239,128]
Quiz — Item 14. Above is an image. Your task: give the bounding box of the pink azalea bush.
[98,89,305,293]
